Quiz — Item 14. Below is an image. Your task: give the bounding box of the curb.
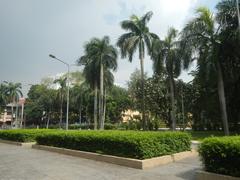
[32,144,198,169]
[196,171,240,180]
[0,139,35,148]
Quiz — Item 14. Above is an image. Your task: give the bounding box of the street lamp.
[49,54,70,130]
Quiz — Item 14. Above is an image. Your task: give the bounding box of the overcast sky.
[0,0,219,96]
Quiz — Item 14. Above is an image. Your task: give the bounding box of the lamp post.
[49,54,70,130]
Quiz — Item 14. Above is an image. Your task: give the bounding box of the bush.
[69,123,117,130]
[199,136,240,177]
[0,129,55,142]
[36,131,191,159]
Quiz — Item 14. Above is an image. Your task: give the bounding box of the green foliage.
[106,85,132,123]
[36,130,191,159]
[68,123,117,130]
[199,136,240,177]
[0,129,55,142]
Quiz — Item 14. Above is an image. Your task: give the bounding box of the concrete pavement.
[0,143,202,180]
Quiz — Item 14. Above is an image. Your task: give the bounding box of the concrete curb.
[196,171,240,180]
[0,139,35,148]
[32,144,198,169]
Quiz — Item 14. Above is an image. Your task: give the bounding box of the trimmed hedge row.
[36,130,191,159]
[199,136,240,177]
[0,129,55,142]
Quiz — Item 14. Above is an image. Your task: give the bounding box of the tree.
[5,82,23,127]
[105,85,132,123]
[54,77,67,128]
[151,27,183,130]
[180,6,235,135]
[117,11,159,130]
[78,36,118,129]
[0,83,7,113]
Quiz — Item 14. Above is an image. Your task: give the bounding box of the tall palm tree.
[180,7,231,135]
[151,27,182,130]
[54,77,67,128]
[117,11,159,130]
[5,82,23,127]
[78,36,118,130]
[78,50,99,129]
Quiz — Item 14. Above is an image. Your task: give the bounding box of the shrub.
[0,129,55,142]
[199,136,240,177]
[36,131,191,159]
[69,123,117,130]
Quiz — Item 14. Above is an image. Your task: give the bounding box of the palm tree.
[117,11,159,130]
[5,82,23,128]
[180,7,232,135]
[78,51,99,129]
[54,77,67,128]
[78,36,118,130]
[151,27,182,130]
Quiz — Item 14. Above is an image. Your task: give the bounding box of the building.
[0,103,24,128]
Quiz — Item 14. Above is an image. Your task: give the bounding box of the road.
[0,143,202,180]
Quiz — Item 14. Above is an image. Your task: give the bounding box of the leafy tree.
[105,85,132,123]
[180,6,234,135]
[117,11,159,130]
[0,83,7,112]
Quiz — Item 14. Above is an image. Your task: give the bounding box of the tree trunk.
[94,81,98,130]
[169,75,176,130]
[140,54,147,130]
[60,93,63,129]
[79,103,82,125]
[99,62,104,130]
[46,111,50,129]
[11,96,15,128]
[217,61,229,135]
[103,88,106,127]
[11,104,14,128]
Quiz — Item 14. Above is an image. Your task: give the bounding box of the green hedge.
[199,136,240,177]
[36,131,191,159]
[0,129,55,142]
[69,123,117,130]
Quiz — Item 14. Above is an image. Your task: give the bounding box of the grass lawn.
[188,131,225,141]
[187,131,239,141]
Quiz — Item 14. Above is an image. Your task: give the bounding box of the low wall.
[32,144,197,169]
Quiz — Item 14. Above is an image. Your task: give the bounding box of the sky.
[0,0,220,96]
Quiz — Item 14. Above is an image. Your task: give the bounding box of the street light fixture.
[49,54,70,130]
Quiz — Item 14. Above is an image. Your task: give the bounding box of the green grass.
[188,131,240,141]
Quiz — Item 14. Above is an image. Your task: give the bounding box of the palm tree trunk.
[94,81,98,130]
[140,56,147,130]
[169,75,176,130]
[217,61,229,135]
[11,96,15,128]
[11,104,14,128]
[79,103,82,125]
[46,111,50,129]
[103,88,106,127]
[99,62,104,130]
[60,95,63,128]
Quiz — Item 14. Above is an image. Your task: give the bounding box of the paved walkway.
[0,143,202,180]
